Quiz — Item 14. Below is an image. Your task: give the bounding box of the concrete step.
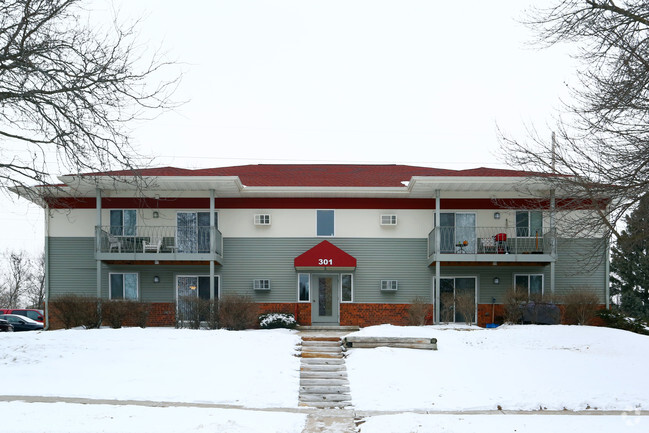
[299,394,352,402]
[298,325,359,332]
[301,336,343,342]
[300,385,351,394]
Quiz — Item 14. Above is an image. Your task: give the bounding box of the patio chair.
[108,234,122,253]
[142,237,163,253]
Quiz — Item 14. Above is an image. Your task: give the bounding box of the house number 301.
[318,258,333,265]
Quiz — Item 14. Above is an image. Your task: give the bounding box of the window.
[515,274,544,297]
[254,214,271,225]
[380,280,398,291]
[298,274,310,302]
[110,210,136,236]
[110,273,138,300]
[254,279,271,290]
[380,214,397,225]
[317,210,335,237]
[341,274,353,302]
[516,211,543,237]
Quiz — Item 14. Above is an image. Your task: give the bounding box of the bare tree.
[0,250,32,308]
[25,251,45,308]
[0,0,180,197]
[501,1,649,243]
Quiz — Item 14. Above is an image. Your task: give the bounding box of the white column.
[96,188,102,299]
[210,189,215,300]
[435,189,441,324]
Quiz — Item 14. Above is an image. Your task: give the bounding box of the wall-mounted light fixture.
[494,212,501,220]
[153,211,159,219]
[493,277,500,285]
[153,276,160,284]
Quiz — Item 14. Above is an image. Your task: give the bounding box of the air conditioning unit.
[254,214,271,225]
[380,280,398,291]
[253,279,271,290]
[380,214,397,225]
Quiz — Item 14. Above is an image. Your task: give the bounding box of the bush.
[503,287,527,324]
[102,299,131,328]
[561,288,601,325]
[455,290,476,324]
[440,292,455,323]
[597,309,649,335]
[259,313,297,329]
[130,301,151,328]
[407,297,431,326]
[51,295,101,329]
[176,296,218,329]
[219,294,258,330]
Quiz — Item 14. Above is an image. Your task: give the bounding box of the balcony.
[95,225,222,262]
[428,226,555,264]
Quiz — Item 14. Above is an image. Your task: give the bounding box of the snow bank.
[345,324,649,411]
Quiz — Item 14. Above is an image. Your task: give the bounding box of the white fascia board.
[408,176,551,192]
[57,175,245,193]
[237,186,410,197]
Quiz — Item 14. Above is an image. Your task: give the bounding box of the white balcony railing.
[96,225,222,256]
[428,226,553,257]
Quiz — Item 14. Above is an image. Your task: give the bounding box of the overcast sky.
[2,0,578,256]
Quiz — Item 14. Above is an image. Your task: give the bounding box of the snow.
[0,327,301,408]
[0,402,306,433]
[358,413,648,433]
[345,324,649,411]
[1,324,648,432]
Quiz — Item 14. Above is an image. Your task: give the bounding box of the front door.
[311,274,339,324]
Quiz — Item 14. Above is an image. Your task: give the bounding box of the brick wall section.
[341,303,412,327]
[477,304,505,327]
[258,303,312,326]
[144,302,176,327]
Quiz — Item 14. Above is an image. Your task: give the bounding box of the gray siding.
[47,236,608,305]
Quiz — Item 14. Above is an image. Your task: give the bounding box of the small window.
[317,210,335,237]
[380,280,398,291]
[341,274,353,302]
[298,274,310,302]
[110,273,138,300]
[254,214,271,225]
[253,279,271,290]
[380,214,397,225]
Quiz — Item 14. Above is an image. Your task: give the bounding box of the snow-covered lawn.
[0,327,301,408]
[2,324,649,432]
[346,324,649,412]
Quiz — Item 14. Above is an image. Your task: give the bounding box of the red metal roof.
[78,164,540,187]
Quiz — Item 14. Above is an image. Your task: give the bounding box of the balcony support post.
[434,189,441,324]
[96,188,102,300]
[550,189,556,297]
[210,189,216,300]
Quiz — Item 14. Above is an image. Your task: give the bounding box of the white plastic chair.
[143,237,162,253]
[108,234,122,253]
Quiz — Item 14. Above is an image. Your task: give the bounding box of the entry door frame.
[311,273,340,324]
[433,275,478,324]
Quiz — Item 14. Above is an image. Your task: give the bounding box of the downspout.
[435,189,441,324]
[209,189,215,300]
[44,202,51,330]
